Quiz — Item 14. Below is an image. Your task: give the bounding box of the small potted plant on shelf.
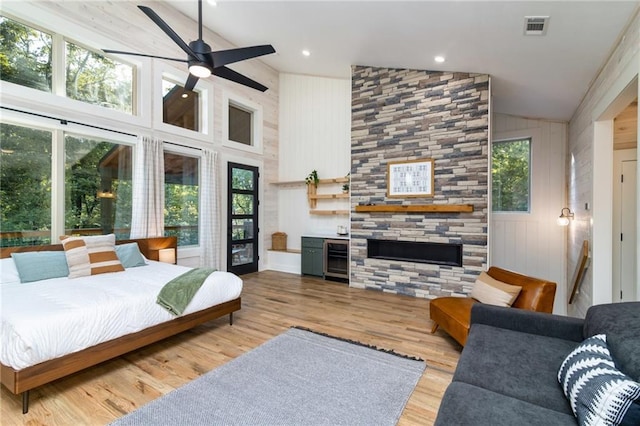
[342,172,350,193]
[305,170,319,187]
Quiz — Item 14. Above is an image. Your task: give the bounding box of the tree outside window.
[492,138,531,212]
[164,152,199,246]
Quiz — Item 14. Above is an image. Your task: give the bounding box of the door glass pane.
[232,167,253,190]
[162,78,199,131]
[232,193,253,215]
[0,16,52,92]
[164,152,199,246]
[66,41,133,114]
[64,135,132,239]
[0,123,52,247]
[232,219,253,241]
[231,243,253,266]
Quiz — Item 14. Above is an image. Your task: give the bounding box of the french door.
[227,162,259,275]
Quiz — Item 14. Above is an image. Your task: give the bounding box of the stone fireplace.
[350,66,489,298]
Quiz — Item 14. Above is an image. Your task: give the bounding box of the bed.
[0,236,242,414]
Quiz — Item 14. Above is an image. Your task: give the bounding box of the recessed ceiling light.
[434,56,445,63]
[207,0,217,6]
[302,49,311,57]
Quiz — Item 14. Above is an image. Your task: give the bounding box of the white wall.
[567,9,639,317]
[492,114,568,314]
[274,74,351,248]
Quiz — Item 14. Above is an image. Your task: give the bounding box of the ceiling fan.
[103,0,275,92]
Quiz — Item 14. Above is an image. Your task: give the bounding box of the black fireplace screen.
[367,239,462,267]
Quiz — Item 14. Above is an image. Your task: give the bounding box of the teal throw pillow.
[115,243,147,268]
[11,251,70,283]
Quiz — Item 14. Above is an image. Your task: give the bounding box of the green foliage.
[305,170,319,186]
[164,182,199,246]
[0,16,52,91]
[492,139,530,212]
[0,123,52,246]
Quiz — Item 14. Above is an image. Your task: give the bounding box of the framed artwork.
[387,158,434,198]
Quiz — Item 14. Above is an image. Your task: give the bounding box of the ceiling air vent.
[524,16,549,36]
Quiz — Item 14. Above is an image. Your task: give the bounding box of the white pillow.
[0,257,21,284]
[470,271,522,307]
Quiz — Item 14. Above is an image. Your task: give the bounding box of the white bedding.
[0,261,242,370]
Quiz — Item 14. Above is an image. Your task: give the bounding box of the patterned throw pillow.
[558,334,640,426]
[60,234,124,278]
[470,271,522,307]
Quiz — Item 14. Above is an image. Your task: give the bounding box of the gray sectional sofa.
[435,302,640,425]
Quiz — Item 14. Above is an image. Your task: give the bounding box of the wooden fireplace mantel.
[354,204,474,213]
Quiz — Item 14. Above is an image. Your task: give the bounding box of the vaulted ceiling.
[167,0,638,122]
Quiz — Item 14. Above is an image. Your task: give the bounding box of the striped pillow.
[470,271,522,307]
[60,234,124,278]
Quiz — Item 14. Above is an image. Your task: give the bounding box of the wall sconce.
[97,189,115,199]
[557,207,574,226]
[158,248,176,264]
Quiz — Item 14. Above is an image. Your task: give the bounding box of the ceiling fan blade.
[138,5,197,58]
[214,66,269,92]
[102,49,187,63]
[210,45,276,68]
[184,73,200,92]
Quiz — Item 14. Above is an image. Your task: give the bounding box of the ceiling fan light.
[189,63,211,78]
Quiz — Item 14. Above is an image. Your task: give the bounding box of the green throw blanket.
[157,268,216,315]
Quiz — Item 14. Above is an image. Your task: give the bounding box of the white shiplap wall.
[275,74,351,253]
[492,113,568,314]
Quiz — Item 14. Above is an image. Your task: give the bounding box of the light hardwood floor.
[1,271,462,425]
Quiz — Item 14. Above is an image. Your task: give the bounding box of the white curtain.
[130,135,165,238]
[200,149,220,268]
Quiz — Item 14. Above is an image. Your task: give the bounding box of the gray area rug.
[110,327,426,425]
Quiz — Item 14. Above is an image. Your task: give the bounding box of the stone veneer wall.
[350,66,489,298]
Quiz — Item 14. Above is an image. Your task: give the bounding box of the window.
[0,16,52,92]
[64,135,133,239]
[162,78,199,131]
[222,92,263,154]
[0,15,135,114]
[164,152,199,246]
[492,138,531,212]
[0,123,52,247]
[65,41,133,113]
[228,104,252,146]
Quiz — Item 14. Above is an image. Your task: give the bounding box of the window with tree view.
[0,16,52,92]
[0,123,52,247]
[66,41,133,113]
[65,135,132,239]
[164,152,199,246]
[492,138,531,212]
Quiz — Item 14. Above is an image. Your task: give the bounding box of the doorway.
[613,149,637,302]
[227,162,259,275]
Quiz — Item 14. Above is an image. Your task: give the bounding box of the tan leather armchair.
[429,266,557,346]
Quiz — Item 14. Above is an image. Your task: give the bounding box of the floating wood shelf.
[309,193,349,200]
[354,204,474,213]
[309,210,350,215]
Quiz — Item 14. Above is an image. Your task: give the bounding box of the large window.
[164,152,199,246]
[65,135,133,239]
[0,16,52,92]
[0,123,53,247]
[1,15,134,114]
[66,41,133,113]
[492,138,531,212]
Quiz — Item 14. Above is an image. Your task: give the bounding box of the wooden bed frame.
[0,236,241,414]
